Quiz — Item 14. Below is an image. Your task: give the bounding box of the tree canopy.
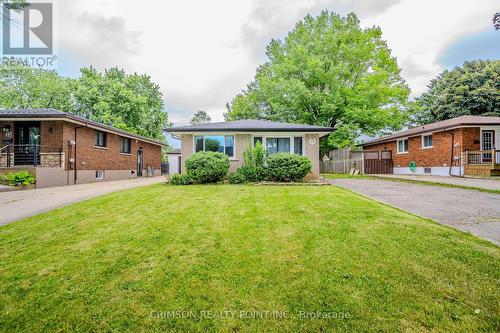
[0,64,74,112]
[72,67,170,140]
[190,110,211,125]
[412,60,500,125]
[0,63,171,141]
[225,10,410,148]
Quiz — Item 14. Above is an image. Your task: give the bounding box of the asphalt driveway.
[329,178,500,245]
[0,177,166,226]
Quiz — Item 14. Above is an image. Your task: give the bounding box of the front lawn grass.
[0,185,498,332]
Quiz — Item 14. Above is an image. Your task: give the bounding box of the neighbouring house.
[361,115,500,177]
[0,109,165,188]
[166,149,181,175]
[168,119,334,178]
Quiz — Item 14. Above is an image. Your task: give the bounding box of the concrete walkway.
[0,177,166,226]
[373,174,500,191]
[329,178,500,245]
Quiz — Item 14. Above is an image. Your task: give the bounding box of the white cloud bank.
[55,0,499,125]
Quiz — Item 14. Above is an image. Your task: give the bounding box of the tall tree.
[225,11,410,148]
[72,67,171,140]
[412,60,500,125]
[0,63,74,112]
[190,110,211,125]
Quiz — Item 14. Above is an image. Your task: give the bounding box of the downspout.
[73,125,85,184]
[447,131,460,178]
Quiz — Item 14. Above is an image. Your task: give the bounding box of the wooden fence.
[320,148,363,174]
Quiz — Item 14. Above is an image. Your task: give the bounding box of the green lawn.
[0,185,498,332]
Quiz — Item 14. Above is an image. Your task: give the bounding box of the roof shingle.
[363,116,500,146]
[169,119,334,133]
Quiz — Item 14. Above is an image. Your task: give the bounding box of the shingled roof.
[363,115,500,146]
[169,119,334,133]
[0,108,166,146]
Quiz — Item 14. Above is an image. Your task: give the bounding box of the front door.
[482,130,494,163]
[137,150,144,177]
[14,122,41,165]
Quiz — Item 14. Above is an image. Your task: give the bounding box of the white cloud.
[54,0,499,124]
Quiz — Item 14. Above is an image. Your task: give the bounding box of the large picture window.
[194,135,234,157]
[266,138,290,155]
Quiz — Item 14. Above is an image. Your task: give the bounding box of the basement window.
[96,170,104,180]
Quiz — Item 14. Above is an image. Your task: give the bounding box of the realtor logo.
[2,2,53,55]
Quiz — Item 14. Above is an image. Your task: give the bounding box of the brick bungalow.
[168,119,334,178]
[361,116,500,177]
[0,109,165,188]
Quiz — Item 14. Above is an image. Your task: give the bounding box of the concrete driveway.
[329,178,500,245]
[0,177,166,226]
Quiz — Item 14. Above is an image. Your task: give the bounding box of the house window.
[194,135,234,157]
[119,137,131,154]
[253,137,263,145]
[94,130,107,147]
[266,138,290,154]
[294,137,303,155]
[397,139,408,154]
[422,135,433,148]
[95,170,104,180]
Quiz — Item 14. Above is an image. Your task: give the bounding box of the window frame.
[193,134,235,158]
[95,170,104,180]
[252,134,305,156]
[94,130,107,148]
[421,134,433,149]
[397,138,409,154]
[119,136,132,154]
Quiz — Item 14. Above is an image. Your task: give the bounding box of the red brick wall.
[363,128,480,168]
[61,123,161,171]
[40,121,63,152]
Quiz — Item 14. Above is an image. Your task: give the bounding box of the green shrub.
[185,151,230,184]
[267,153,312,182]
[228,171,248,184]
[241,141,267,182]
[0,171,36,187]
[169,173,193,185]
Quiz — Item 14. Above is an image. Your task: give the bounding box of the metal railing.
[465,150,499,166]
[0,144,63,168]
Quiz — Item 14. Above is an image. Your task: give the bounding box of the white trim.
[251,134,305,155]
[192,134,236,159]
[421,134,433,149]
[396,138,409,154]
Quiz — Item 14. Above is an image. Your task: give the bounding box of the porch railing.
[0,144,63,168]
[465,150,499,166]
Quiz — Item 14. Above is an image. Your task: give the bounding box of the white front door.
[481,130,494,163]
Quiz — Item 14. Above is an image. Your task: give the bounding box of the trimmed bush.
[0,171,36,187]
[169,173,193,185]
[267,153,312,182]
[228,171,248,184]
[185,151,230,184]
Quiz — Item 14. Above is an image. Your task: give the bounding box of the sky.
[6,0,500,128]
